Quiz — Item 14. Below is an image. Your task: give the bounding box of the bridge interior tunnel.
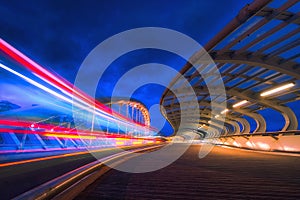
[160,0,300,152]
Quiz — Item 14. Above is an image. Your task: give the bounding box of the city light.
[0,63,153,134]
[0,38,151,129]
[260,83,295,97]
[232,100,248,108]
[221,109,229,114]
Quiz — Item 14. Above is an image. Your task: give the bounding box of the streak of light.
[0,38,148,128]
[43,133,96,139]
[0,141,161,168]
[0,63,150,133]
[132,141,143,145]
[0,119,160,142]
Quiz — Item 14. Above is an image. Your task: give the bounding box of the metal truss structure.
[161,0,300,137]
[100,97,150,127]
[0,98,151,151]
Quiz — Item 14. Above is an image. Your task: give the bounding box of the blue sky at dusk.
[0,0,251,135]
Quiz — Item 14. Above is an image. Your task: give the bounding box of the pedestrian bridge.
[160,0,300,152]
[0,0,299,199]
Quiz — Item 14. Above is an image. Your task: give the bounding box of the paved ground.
[76,144,300,200]
[0,147,133,200]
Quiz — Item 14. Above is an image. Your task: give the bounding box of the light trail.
[0,38,161,153]
[0,139,161,168]
[0,63,120,125]
[43,133,97,139]
[0,63,154,134]
[0,119,159,141]
[0,38,149,129]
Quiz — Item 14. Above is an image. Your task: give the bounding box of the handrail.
[213,130,300,138]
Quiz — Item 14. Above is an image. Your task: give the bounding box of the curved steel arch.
[234,117,250,134]
[228,89,298,131]
[192,86,297,131]
[197,100,267,133]
[166,109,241,135]
[160,0,300,138]
[180,121,225,137]
[210,51,300,79]
[100,97,150,126]
[164,98,266,134]
[202,114,240,135]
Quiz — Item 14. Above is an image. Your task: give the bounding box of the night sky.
[0,0,249,135]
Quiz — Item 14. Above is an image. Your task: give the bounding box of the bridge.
[161,0,300,152]
[0,0,300,199]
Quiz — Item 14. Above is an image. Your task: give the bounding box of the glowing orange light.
[116,142,125,145]
[132,141,142,145]
[44,133,96,139]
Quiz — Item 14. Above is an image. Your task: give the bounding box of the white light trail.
[0,63,143,131]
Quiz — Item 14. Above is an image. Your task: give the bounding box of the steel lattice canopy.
[160,0,300,137]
